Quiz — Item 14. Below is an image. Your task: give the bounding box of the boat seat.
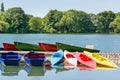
[27,54,45,58]
[2,55,18,59]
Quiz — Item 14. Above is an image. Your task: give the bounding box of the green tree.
[97,11,116,33]
[29,17,44,33]
[0,21,9,32]
[0,11,6,21]
[5,7,29,33]
[43,9,63,33]
[89,13,103,33]
[1,2,4,12]
[57,10,94,33]
[109,15,120,33]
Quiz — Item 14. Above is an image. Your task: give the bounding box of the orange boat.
[3,43,18,50]
[38,42,57,51]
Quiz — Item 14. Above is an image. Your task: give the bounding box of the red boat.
[75,52,96,69]
[38,42,57,51]
[3,43,18,50]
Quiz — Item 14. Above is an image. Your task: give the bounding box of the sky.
[1,0,120,18]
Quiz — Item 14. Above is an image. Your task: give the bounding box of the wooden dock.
[0,51,120,66]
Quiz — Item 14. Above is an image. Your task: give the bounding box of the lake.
[0,34,120,52]
[0,34,120,80]
[0,63,119,80]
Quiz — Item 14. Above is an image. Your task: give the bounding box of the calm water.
[0,64,119,80]
[0,34,120,80]
[0,34,120,52]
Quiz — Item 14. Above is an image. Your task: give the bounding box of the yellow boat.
[84,51,118,68]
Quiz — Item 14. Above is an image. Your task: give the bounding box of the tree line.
[0,3,120,33]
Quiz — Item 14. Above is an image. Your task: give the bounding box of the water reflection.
[0,63,119,80]
[0,65,20,76]
[24,65,46,76]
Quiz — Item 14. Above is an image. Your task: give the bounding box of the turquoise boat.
[51,50,64,66]
[56,42,100,52]
[14,41,41,51]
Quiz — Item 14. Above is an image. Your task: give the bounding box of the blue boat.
[51,50,64,66]
[24,51,45,66]
[0,52,21,66]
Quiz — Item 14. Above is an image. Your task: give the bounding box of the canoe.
[24,51,45,66]
[84,51,118,68]
[51,50,64,66]
[14,41,41,51]
[56,42,100,52]
[75,52,96,69]
[3,43,18,50]
[63,50,77,68]
[24,65,46,76]
[0,52,21,66]
[38,42,57,51]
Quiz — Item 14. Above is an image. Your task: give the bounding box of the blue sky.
[1,0,120,18]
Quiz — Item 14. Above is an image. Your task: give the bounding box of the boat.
[3,43,18,50]
[0,47,4,50]
[84,51,118,68]
[24,51,45,66]
[63,50,77,68]
[0,52,21,66]
[38,42,57,51]
[56,42,100,52]
[51,49,64,66]
[75,52,96,69]
[24,65,46,76]
[14,41,41,51]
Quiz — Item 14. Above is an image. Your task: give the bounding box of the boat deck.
[0,51,120,66]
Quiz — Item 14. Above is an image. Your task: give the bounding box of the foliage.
[110,15,120,33]
[0,4,119,33]
[97,11,116,33]
[0,21,9,32]
[5,7,29,33]
[42,9,63,33]
[29,17,44,33]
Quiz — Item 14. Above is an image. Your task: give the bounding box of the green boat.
[56,42,100,52]
[14,41,41,51]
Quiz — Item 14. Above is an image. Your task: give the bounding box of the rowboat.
[24,51,45,66]
[3,43,18,50]
[0,52,21,66]
[63,50,77,68]
[56,42,100,52]
[84,51,118,68]
[14,41,41,51]
[38,42,57,51]
[0,47,4,50]
[75,52,96,69]
[51,50,64,66]
[24,65,46,76]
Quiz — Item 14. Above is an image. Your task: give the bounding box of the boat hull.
[24,52,45,66]
[3,43,18,50]
[64,50,77,67]
[14,41,41,51]
[56,42,100,52]
[76,52,96,69]
[51,50,64,66]
[0,52,21,66]
[84,51,118,68]
[38,42,57,51]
